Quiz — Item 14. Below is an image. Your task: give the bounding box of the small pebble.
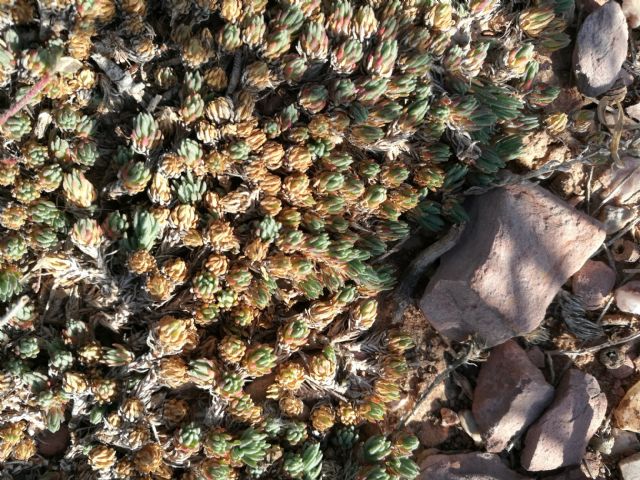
[615,281,640,315]
[440,408,460,427]
[572,260,616,310]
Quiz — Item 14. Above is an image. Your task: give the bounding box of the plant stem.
[0,73,52,127]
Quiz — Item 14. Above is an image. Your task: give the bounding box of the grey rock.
[473,341,554,453]
[419,452,530,480]
[546,469,590,480]
[574,1,629,97]
[521,369,607,471]
[612,429,640,456]
[420,182,605,347]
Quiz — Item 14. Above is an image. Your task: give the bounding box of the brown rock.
[521,369,607,471]
[37,425,70,457]
[527,346,546,368]
[571,260,616,310]
[420,182,606,347]
[573,1,629,97]
[614,379,640,432]
[472,341,555,453]
[416,420,450,448]
[419,452,530,480]
[615,281,640,315]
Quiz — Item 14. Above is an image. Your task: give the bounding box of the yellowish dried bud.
[153,316,192,353]
[121,0,146,15]
[279,395,304,418]
[310,403,335,432]
[275,362,306,390]
[62,371,89,395]
[128,249,157,275]
[0,204,27,230]
[114,459,135,478]
[285,145,313,172]
[338,401,358,425]
[149,173,172,205]
[260,196,282,217]
[128,424,150,449]
[220,188,252,214]
[183,229,205,247]
[106,411,123,429]
[12,437,36,461]
[206,220,239,252]
[121,397,145,422]
[203,254,227,276]
[92,377,119,403]
[0,422,25,446]
[220,0,242,22]
[68,30,94,60]
[162,258,188,284]
[245,238,270,262]
[134,443,164,474]
[545,112,568,136]
[146,273,174,302]
[170,204,198,231]
[159,152,185,178]
[204,66,228,91]
[266,382,282,400]
[88,445,117,471]
[258,173,282,196]
[163,398,190,424]
[218,335,246,364]
[158,356,189,388]
[261,141,285,170]
[246,130,267,151]
[78,341,103,365]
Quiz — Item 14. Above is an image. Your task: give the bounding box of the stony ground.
[1,0,639,478]
[384,1,640,478]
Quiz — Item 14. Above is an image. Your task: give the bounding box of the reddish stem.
[0,72,52,127]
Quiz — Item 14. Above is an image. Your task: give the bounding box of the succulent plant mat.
[0,0,629,478]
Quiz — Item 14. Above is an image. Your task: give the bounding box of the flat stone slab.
[419,452,530,480]
[473,340,554,453]
[521,369,607,472]
[573,1,629,97]
[420,182,605,347]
